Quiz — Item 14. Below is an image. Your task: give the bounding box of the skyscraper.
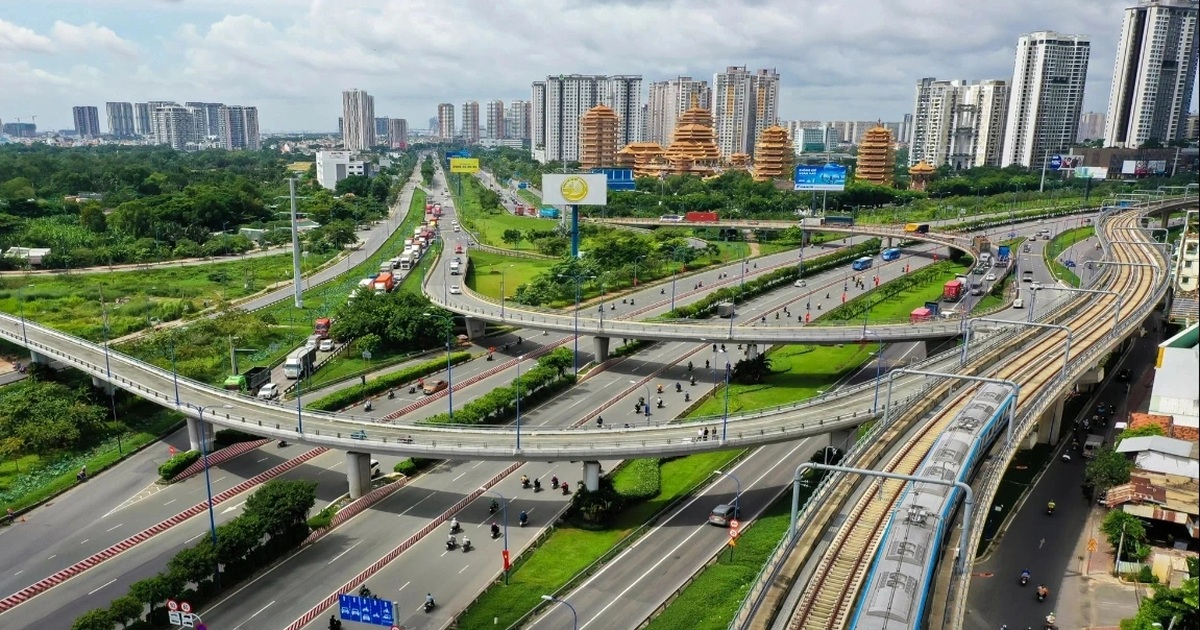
[1104,0,1199,147]
[387,118,408,148]
[105,102,135,137]
[506,100,530,140]
[437,103,456,140]
[151,105,196,150]
[218,105,260,150]
[531,74,643,164]
[185,102,224,137]
[134,103,153,137]
[1078,111,1108,141]
[646,77,711,146]
[72,106,101,138]
[375,117,390,140]
[341,89,376,152]
[1001,31,1091,168]
[461,101,480,143]
[908,78,1010,169]
[712,67,780,158]
[486,100,506,139]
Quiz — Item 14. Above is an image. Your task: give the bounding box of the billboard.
[1074,166,1108,180]
[542,173,608,205]
[1121,160,1168,176]
[1049,154,1082,170]
[449,158,480,173]
[793,163,847,191]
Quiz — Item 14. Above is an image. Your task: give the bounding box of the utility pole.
[289,177,303,308]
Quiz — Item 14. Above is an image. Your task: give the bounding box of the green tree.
[108,594,144,628]
[0,177,35,200]
[79,202,108,233]
[70,608,115,630]
[1085,447,1133,492]
[243,479,317,537]
[502,229,523,249]
[215,517,265,566]
[355,332,382,356]
[335,175,371,198]
[1116,424,1165,443]
[1101,509,1149,562]
[168,541,219,586]
[129,571,182,614]
[539,347,574,377]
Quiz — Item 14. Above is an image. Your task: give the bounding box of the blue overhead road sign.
[338,594,397,627]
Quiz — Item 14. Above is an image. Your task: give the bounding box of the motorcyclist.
[533,477,541,491]
[1020,568,1031,582]
[364,400,373,412]
[596,416,604,428]
[1037,584,1049,597]
[551,475,559,489]
[656,397,664,408]
[1047,500,1056,513]
[656,384,664,394]
[519,510,528,526]
[489,498,500,513]
[450,517,460,532]
[561,481,570,494]
[328,614,343,629]
[446,533,456,548]
[520,474,530,488]
[490,522,500,538]
[462,536,472,550]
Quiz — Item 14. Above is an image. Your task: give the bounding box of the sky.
[0,0,1193,133]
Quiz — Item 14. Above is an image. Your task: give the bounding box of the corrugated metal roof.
[1135,452,1200,479]
[1117,435,1195,457]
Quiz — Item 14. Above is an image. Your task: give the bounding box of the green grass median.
[464,250,557,300]
[517,189,540,207]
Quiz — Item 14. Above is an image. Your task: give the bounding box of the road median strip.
[0,447,326,614]
[168,439,271,482]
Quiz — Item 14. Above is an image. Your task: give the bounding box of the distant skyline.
[0,0,1196,133]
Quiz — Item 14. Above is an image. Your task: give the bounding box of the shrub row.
[423,348,576,426]
[157,451,200,480]
[71,480,317,630]
[821,261,956,323]
[664,239,882,320]
[213,429,265,450]
[306,351,473,411]
[610,339,653,359]
[612,458,662,501]
[394,457,438,476]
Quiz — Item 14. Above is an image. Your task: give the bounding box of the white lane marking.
[106,524,123,532]
[186,531,207,543]
[221,500,247,515]
[163,499,177,506]
[458,565,470,574]
[452,472,466,482]
[232,600,276,630]
[47,555,56,560]
[87,579,116,595]
[398,493,435,517]
[326,541,362,565]
[213,476,226,483]
[257,457,268,463]
[471,461,483,468]
[79,539,89,545]
[13,570,22,576]
[398,581,410,592]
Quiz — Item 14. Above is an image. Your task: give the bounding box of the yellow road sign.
[1088,537,1097,552]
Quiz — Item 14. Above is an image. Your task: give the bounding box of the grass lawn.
[0,251,336,341]
[816,261,971,326]
[517,189,540,207]
[1045,226,1093,288]
[465,250,557,300]
[300,345,424,390]
[397,240,441,296]
[709,240,752,261]
[455,450,743,628]
[688,343,875,417]
[452,176,551,253]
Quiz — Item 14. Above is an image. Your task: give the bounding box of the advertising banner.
[793,163,847,191]
[449,158,480,173]
[1050,154,1082,170]
[541,173,608,205]
[1120,160,1167,176]
[1147,160,1167,174]
[1074,166,1108,180]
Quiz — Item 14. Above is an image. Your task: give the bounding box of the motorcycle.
[519,512,528,527]
[359,586,372,599]
[521,476,531,489]
[388,390,395,400]
[424,599,435,613]
[278,440,289,448]
[1020,573,1029,586]
[462,538,472,553]
[364,401,373,412]
[1036,586,1048,602]
[490,524,501,539]
[449,519,461,534]
[551,476,559,490]
[533,478,541,492]
[675,382,683,393]
[684,392,691,402]
[445,537,457,551]
[488,500,499,515]
[561,482,570,495]
[656,398,664,409]
[1046,504,1056,515]
[409,385,417,394]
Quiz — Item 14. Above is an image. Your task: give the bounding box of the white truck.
[449,259,462,275]
[399,253,413,271]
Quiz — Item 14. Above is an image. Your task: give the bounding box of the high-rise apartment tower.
[1001,31,1091,167]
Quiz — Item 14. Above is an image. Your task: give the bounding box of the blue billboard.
[794,163,847,191]
[590,167,636,191]
[338,594,397,627]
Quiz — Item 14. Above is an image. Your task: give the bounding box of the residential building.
[712,66,754,158]
[604,75,644,148]
[72,106,101,138]
[134,103,153,136]
[461,101,480,143]
[1188,112,1200,139]
[150,105,196,150]
[185,102,224,137]
[1078,111,1108,141]
[105,102,135,137]
[578,104,621,170]
[751,68,780,148]
[387,118,408,148]
[217,105,260,150]
[1104,0,1199,147]
[342,89,376,152]
[437,103,455,140]
[3,122,36,137]
[908,78,1010,169]
[506,99,530,140]
[486,100,505,139]
[530,82,547,152]
[428,117,438,133]
[531,74,643,164]
[783,122,838,154]
[899,114,913,146]
[315,150,367,190]
[1001,31,1091,167]
[646,76,711,146]
[374,117,390,140]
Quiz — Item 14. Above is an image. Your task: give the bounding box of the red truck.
[685,211,719,222]
[314,317,332,338]
[373,272,395,294]
[942,280,964,302]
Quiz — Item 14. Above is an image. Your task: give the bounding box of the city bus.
[881,248,901,261]
[852,257,874,271]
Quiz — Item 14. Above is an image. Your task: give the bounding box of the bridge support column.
[828,427,856,452]
[187,417,214,453]
[29,350,52,365]
[91,376,116,396]
[463,317,488,340]
[1034,396,1066,445]
[744,343,760,360]
[886,237,893,249]
[582,461,602,492]
[346,451,372,499]
[593,337,610,363]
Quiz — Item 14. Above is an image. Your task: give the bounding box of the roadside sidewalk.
[1056,504,1145,629]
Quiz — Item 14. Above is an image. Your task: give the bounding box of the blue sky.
[1,0,1194,133]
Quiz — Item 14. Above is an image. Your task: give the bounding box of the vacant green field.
[465,250,557,299]
[0,251,335,341]
[517,189,540,207]
[453,177,553,253]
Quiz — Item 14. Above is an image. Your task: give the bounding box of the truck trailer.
[942,279,964,301]
[283,346,318,380]
[685,211,719,222]
[223,366,272,393]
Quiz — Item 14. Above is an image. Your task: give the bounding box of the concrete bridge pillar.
[582,461,602,492]
[593,337,610,363]
[1033,396,1066,445]
[346,451,372,499]
[463,317,488,340]
[91,376,116,396]
[29,350,52,365]
[886,237,893,249]
[744,343,760,360]
[829,427,857,452]
[186,417,214,453]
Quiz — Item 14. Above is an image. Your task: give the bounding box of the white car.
[1030,282,1043,291]
[318,338,334,352]
[985,273,997,281]
[449,285,462,295]
[258,383,279,400]
[451,219,459,226]
[793,279,807,288]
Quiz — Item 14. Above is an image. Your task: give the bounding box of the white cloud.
[0,18,55,53]
[50,21,139,58]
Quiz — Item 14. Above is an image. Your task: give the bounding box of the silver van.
[708,504,738,527]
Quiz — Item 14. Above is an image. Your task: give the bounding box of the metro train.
[849,382,1015,630]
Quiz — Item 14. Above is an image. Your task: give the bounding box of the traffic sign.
[180,602,192,613]
[338,594,396,627]
[167,599,179,611]
[729,527,739,538]
[729,519,740,530]
[1088,537,1098,552]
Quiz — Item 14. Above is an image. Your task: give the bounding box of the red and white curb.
[0,447,327,614]
[169,439,272,482]
[302,478,411,546]
[284,462,523,630]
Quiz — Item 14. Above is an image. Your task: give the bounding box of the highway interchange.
[0,158,1168,630]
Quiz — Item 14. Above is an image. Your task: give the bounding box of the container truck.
[283,346,318,379]
[685,211,719,222]
[223,366,272,393]
[799,217,825,227]
[314,318,332,338]
[539,207,560,219]
[996,245,1012,267]
[373,272,395,293]
[399,253,413,271]
[824,215,854,226]
[942,279,964,302]
[903,223,930,234]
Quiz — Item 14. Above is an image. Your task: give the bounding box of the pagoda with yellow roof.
[578,105,620,170]
[752,125,792,181]
[616,142,667,177]
[855,122,895,187]
[907,160,935,191]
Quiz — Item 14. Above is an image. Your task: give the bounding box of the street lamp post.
[17,284,32,346]
[632,255,646,287]
[713,469,742,516]
[861,330,884,413]
[720,359,732,441]
[187,403,231,589]
[424,312,456,420]
[484,488,511,585]
[540,595,579,630]
[515,355,525,448]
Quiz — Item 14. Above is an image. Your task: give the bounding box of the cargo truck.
[450,259,462,275]
[538,207,560,219]
[942,279,964,301]
[799,217,825,227]
[223,366,271,393]
[903,223,930,234]
[373,272,395,294]
[283,346,317,379]
[996,245,1012,267]
[972,235,992,252]
[685,211,719,222]
[716,302,736,318]
[314,318,332,338]
[399,253,413,271]
[824,215,854,226]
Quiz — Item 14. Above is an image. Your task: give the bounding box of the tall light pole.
[187,403,232,589]
[424,312,456,420]
[17,283,32,346]
[540,595,579,630]
[720,357,732,442]
[632,254,647,288]
[515,355,525,448]
[168,328,181,407]
[98,287,122,453]
[713,469,742,516]
[483,487,510,585]
[862,329,884,413]
[557,272,594,376]
[669,246,690,312]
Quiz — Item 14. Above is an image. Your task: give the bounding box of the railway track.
[776,210,1161,630]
